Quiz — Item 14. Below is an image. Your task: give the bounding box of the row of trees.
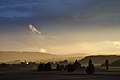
[37,59,97,74]
[37,60,83,72]
[0,62,38,71]
[0,59,110,74]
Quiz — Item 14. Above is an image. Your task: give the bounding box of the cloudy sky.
[0,0,120,55]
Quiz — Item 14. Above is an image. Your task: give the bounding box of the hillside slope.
[0,51,57,63]
[79,55,120,66]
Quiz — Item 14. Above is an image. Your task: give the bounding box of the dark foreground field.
[0,70,120,80]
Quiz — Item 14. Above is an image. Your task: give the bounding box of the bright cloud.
[39,48,47,53]
[29,24,41,34]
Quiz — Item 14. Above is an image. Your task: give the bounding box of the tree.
[105,59,109,70]
[44,62,52,71]
[56,64,64,71]
[37,63,44,72]
[56,64,60,71]
[67,64,74,73]
[73,60,81,71]
[86,59,95,74]
[89,59,92,66]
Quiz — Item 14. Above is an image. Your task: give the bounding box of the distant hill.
[0,51,88,63]
[79,55,120,66]
[58,53,88,62]
[0,51,120,65]
[0,51,57,63]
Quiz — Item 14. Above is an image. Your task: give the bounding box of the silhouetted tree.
[86,59,95,74]
[73,60,81,71]
[105,59,109,70]
[60,65,64,71]
[89,59,92,66]
[37,63,44,72]
[44,62,52,71]
[0,63,10,71]
[64,60,68,64]
[58,60,68,65]
[56,64,64,71]
[67,64,74,73]
[56,64,60,71]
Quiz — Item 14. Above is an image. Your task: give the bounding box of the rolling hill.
[79,55,120,66]
[0,51,120,66]
[0,51,57,63]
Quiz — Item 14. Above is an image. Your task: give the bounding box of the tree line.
[37,59,97,74]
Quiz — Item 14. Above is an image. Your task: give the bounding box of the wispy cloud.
[29,24,41,34]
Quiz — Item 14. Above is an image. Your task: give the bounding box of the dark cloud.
[0,0,120,32]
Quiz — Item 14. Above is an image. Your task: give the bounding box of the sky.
[0,0,120,55]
